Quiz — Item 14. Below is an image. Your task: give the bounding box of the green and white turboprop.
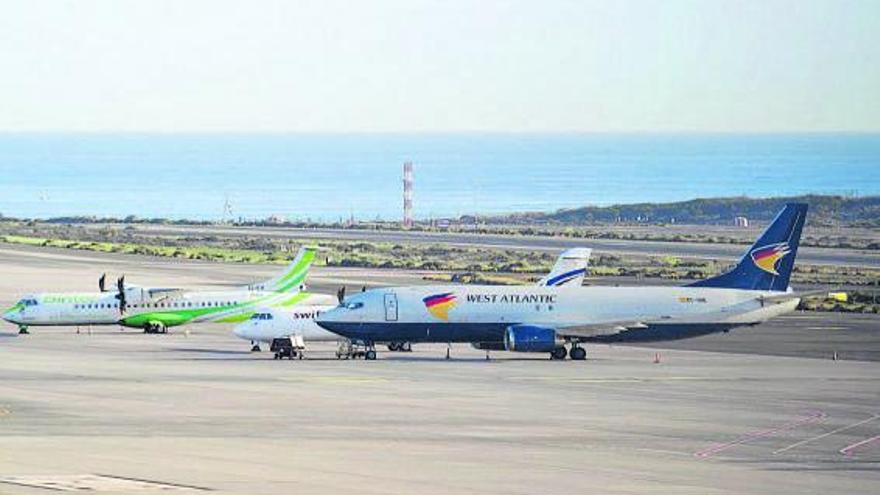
[3,246,327,334]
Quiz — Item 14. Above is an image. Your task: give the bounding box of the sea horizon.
[2,132,878,222]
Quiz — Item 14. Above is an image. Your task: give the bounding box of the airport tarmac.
[0,244,878,494]
[0,331,878,494]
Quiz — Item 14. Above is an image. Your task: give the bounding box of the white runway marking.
[773,414,880,454]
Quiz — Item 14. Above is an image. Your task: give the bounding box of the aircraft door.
[384,293,398,322]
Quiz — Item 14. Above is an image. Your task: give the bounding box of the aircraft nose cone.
[2,310,20,324]
[232,324,246,338]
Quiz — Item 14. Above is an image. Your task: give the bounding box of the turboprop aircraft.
[3,246,319,334]
[316,204,810,361]
[234,248,592,358]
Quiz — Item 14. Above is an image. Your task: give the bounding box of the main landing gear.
[550,347,568,360]
[550,343,587,361]
[569,344,587,361]
[250,341,261,352]
[143,323,168,334]
[386,341,412,352]
[18,325,29,335]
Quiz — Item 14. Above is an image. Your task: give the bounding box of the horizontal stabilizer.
[757,289,832,304]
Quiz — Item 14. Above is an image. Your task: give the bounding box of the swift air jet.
[233,305,339,359]
[232,248,592,359]
[3,247,321,334]
[316,204,810,360]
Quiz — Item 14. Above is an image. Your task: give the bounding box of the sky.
[0,0,878,132]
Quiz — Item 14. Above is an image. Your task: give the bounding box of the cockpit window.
[18,299,38,307]
[250,312,274,320]
[345,302,364,310]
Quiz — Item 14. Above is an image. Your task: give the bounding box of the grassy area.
[800,292,880,314]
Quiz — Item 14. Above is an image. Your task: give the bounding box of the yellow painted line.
[0,407,10,418]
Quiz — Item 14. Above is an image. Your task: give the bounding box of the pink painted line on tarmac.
[840,435,880,457]
[695,411,827,459]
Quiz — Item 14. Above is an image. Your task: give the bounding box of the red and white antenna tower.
[403,161,414,228]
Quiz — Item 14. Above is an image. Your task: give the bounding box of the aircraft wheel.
[18,326,29,335]
[401,342,412,352]
[550,347,567,360]
[387,342,399,351]
[570,347,586,361]
[251,344,261,352]
[365,350,377,360]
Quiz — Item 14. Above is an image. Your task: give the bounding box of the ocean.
[0,133,878,222]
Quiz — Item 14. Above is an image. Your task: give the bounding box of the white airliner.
[316,204,810,360]
[3,247,320,334]
[233,248,592,358]
[233,305,339,358]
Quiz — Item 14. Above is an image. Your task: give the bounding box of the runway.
[0,244,878,494]
[113,223,880,268]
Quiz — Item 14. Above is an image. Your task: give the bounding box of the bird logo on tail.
[750,242,791,276]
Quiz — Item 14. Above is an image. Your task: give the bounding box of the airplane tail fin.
[537,248,592,287]
[689,203,808,292]
[251,246,317,293]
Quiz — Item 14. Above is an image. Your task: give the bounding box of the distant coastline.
[2,194,877,229]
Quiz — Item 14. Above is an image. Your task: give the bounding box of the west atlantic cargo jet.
[3,246,327,334]
[233,248,592,358]
[316,204,810,360]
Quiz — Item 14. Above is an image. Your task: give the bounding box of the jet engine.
[504,325,561,353]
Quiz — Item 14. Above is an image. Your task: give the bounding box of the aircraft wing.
[145,288,186,301]
[555,320,650,339]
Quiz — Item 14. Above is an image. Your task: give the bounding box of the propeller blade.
[98,273,106,293]
[362,286,366,292]
[116,276,127,313]
[336,286,346,304]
